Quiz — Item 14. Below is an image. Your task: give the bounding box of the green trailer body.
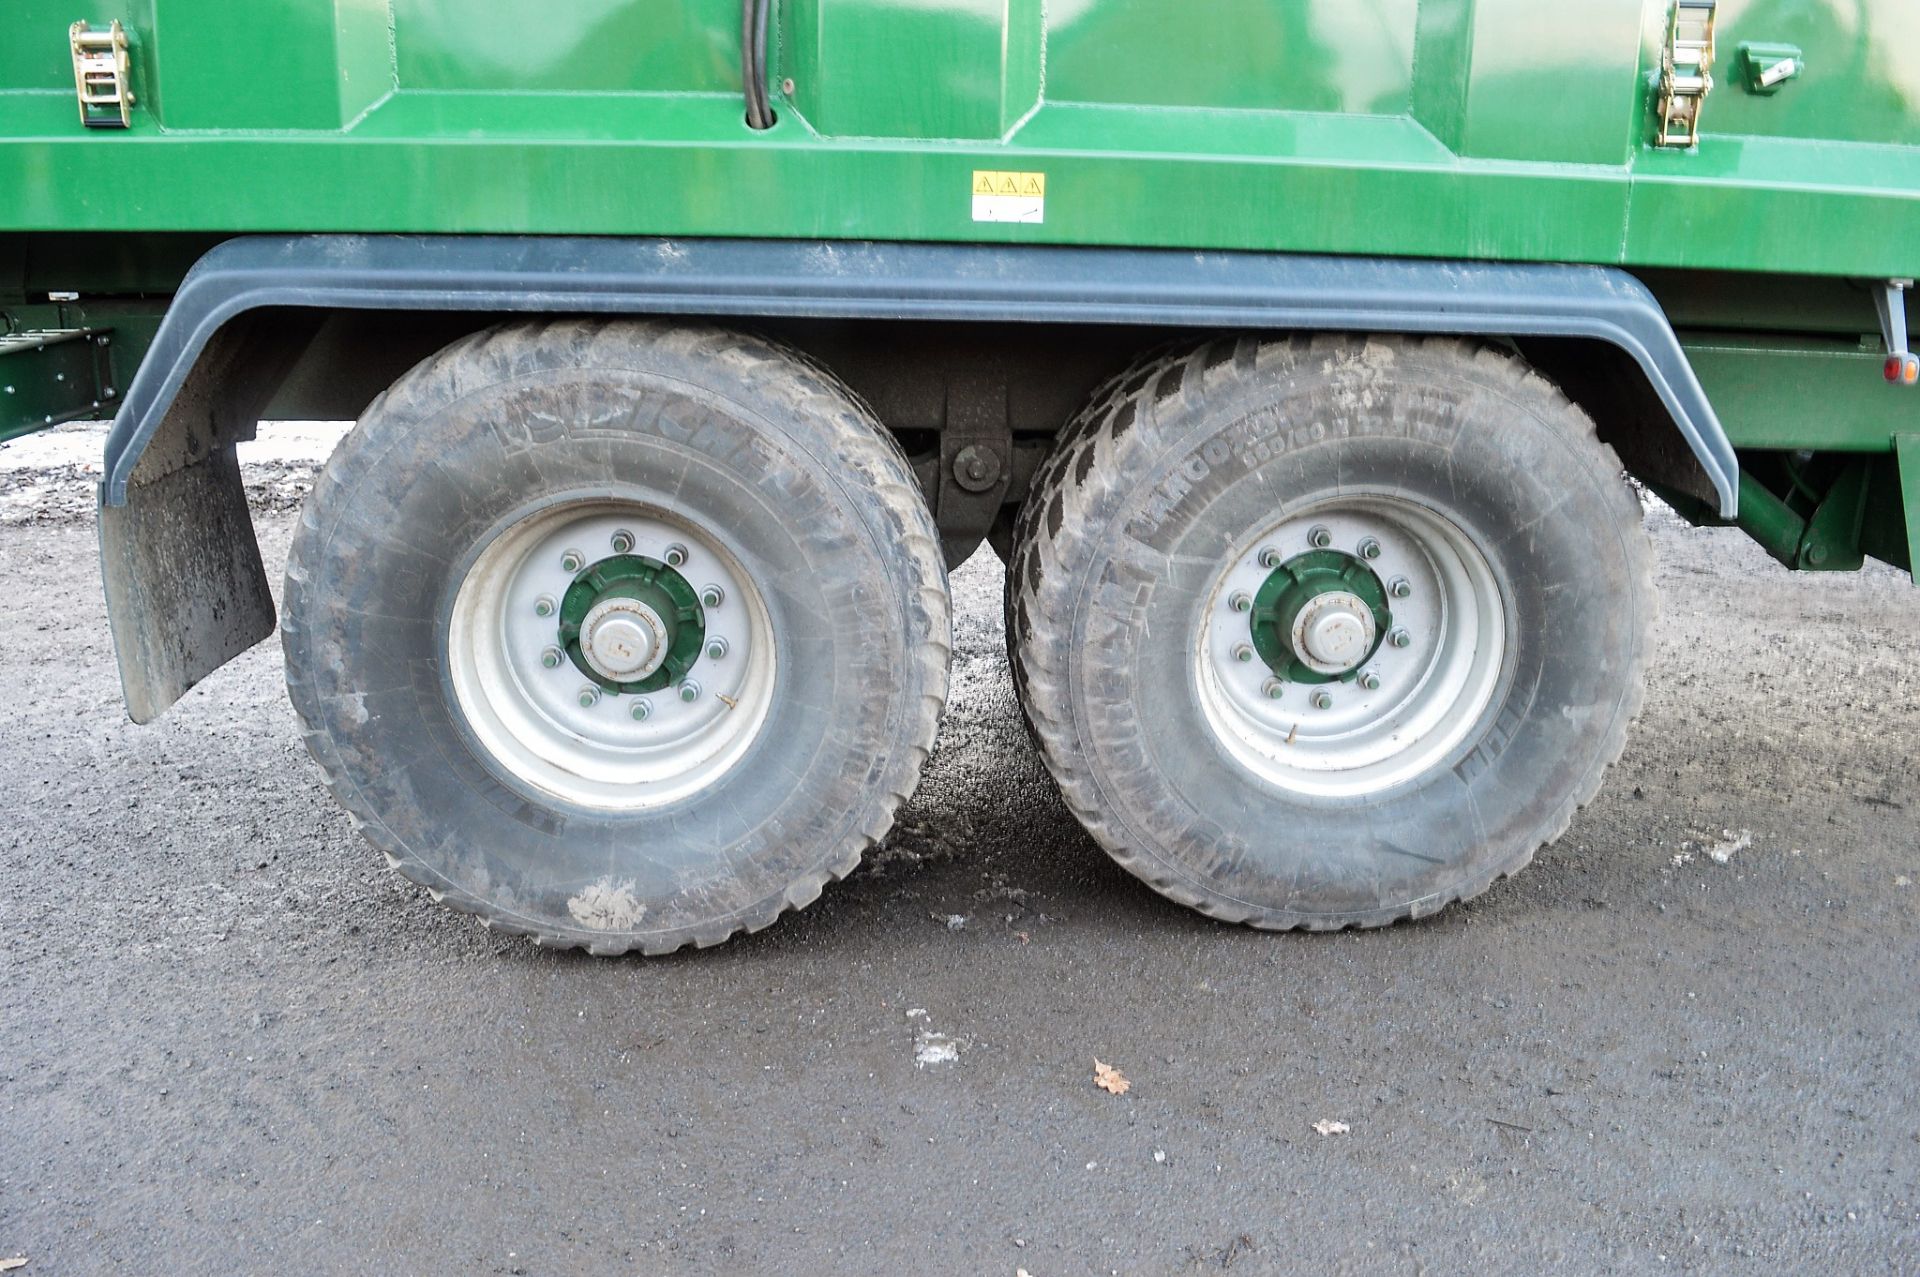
[0,0,1915,949]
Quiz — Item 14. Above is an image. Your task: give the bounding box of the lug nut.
[540,646,563,669]
[1229,591,1252,614]
[577,686,601,708]
[705,636,730,661]
[700,584,726,609]
[533,594,557,618]
[664,543,689,568]
[1358,537,1382,560]
[1360,671,1382,691]
[560,549,585,573]
[1232,644,1255,664]
[1307,525,1333,549]
[1388,628,1412,649]
[678,680,702,703]
[1388,576,1412,599]
[1311,689,1334,710]
[629,699,652,722]
[1258,546,1283,569]
[609,529,635,554]
[1261,678,1285,700]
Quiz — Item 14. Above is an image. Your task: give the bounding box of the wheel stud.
[533,594,556,618]
[700,584,726,609]
[1358,537,1382,560]
[678,680,702,703]
[664,543,689,568]
[1228,591,1252,613]
[1232,643,1255,664]
[560,549,585,573]
[705,636,730,661]
[1311,689,1334,710]
[577,686,601,709]
[1388,576,1412,599]
[1388,628,1412,649]
[1258,546,1283,569]
[540,646,563,669]
[609,529,634,554]
[1261,678,1285,700]
[1307,525,1333,549]
[629,699,652,722]
[1360,671,1382,691]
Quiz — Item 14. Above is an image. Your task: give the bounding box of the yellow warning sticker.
[971,170,1046,224]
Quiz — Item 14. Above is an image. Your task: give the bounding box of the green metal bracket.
[1895,437,1920,585]
[1795,459,1870,571]
[1729,461,1873,572]
[1,327,116,443]
[1738,43,1803,95]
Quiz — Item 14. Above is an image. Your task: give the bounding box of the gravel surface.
[3,424,1918,1274]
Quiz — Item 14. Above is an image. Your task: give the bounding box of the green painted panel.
[0,0,1914,281]
[395,0,738,94]
[1706,0,1920,147]
[785,0,1027,139]
[1685,336,1918,452]
[1046,0,1417,115]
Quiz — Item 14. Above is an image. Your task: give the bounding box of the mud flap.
[99,443,276,723]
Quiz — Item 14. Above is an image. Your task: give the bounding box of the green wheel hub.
[1248,549,1391,685]
[556,554,706,694]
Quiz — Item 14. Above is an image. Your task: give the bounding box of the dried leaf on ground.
[1312,1119,1350,1136]
[1093,1058,1130,1095]
[0,1259,28,1272]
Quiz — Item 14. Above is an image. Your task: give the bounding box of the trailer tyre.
[282,319,949,954]
[1009,335,1654,928]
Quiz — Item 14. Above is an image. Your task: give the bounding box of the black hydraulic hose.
[742,0,772,128]
[753,0,774,124]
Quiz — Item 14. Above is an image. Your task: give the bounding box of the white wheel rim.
[447,500,776,810]
[1195,497,1506,799]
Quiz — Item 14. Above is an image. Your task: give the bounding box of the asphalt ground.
[2,424,1917,1274]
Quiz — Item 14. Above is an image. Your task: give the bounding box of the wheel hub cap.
[1293,592,1376,674]
[556,554,705,694]
[579,598,667,681]
[1249,549,1391,684]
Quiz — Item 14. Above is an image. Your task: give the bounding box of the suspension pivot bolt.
[533,594,557,618]
[705,636,730,661]
[560,549,585,573]
[1229,591,1252,614]
[609,529,635,554]
[577,686,602,708]
[1388,628,1412,649]
[1388,576,1412,599]
[678,680,702,703]
[1258,546,1283,569]
[1307,525,1333,549]
[1311,689,1334,710]
[1360,671,1382,691]
[1261,678,1285,700]
[1358,537,1382,560]
[664,543,689,568]
[540,646,563,669]
[629,699,652,722]
[700,584,726,609]
[1232,644,1255,664]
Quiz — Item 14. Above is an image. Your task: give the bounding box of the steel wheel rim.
[447,499,776,810]
[1194,495,1506,799]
